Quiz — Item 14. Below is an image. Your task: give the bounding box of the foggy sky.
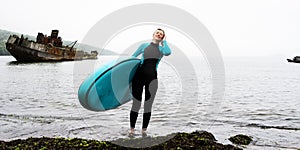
[1,0,300,57]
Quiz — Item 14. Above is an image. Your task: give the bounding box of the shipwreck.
[287,56,300,63]
[5,30,98,62]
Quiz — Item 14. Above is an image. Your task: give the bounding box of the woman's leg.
[130,71,144,129]
[142,79,158,129]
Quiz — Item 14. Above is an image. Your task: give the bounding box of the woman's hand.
[161,36,166,46]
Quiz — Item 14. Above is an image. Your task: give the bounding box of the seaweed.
[0,130,242,150]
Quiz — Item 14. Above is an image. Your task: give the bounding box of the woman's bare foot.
[142,128,147,137]
[130,128,135,134]
[128,128,135,137]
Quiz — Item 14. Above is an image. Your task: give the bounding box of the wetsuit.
[130,41,171,129]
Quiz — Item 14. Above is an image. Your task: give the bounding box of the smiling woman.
[130,28,171,136]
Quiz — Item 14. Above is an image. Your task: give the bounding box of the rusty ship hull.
[5,30,97,62]
[6,43,77,62]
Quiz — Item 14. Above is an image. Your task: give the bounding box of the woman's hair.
[156,28,165,39]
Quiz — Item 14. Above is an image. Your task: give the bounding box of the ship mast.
[67,40,77,51]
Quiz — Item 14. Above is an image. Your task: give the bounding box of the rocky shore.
[0,130,252,150]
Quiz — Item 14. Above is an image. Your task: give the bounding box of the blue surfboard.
[78,57,140,111]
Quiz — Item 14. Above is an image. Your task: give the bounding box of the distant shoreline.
[0,49,10,56]
[0,53,10,56]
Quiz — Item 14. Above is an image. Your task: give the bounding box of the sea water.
[0,55,299,149]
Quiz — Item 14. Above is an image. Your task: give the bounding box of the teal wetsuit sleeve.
[132,44,144,57]
[160,40,171,56]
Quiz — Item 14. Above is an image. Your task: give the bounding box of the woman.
[130,28,172,135]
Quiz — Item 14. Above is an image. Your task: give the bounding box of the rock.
[229,134,253,145]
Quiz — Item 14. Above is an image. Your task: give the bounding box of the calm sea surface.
[0,55,299,149]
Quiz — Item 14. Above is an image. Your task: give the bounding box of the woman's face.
[153,30,164,41]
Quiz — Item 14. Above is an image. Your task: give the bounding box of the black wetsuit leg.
[130,59,159,129]
[130,67,143,128]
[143,77,158,128]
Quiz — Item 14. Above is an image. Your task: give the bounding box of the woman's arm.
[160,40,171,56]
[132,43,145,57]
